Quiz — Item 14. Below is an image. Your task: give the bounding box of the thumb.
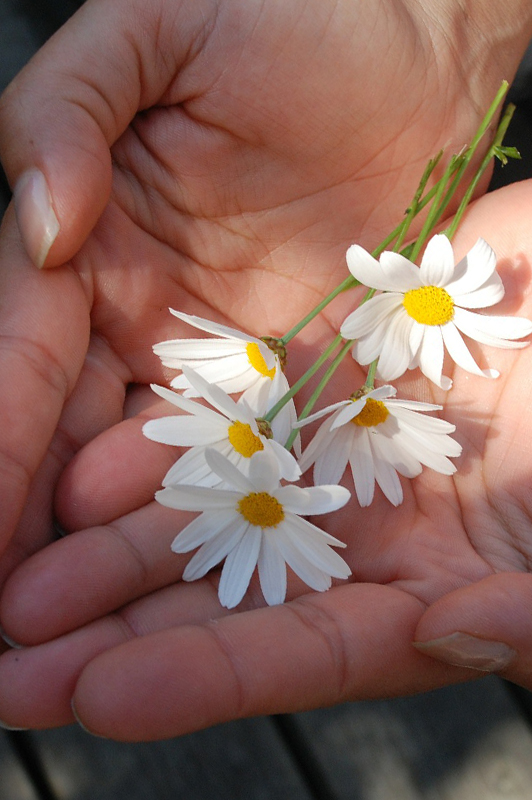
[0,0,211,268]
[413,572,532,688]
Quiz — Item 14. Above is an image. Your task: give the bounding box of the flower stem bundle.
[143,82,532,609]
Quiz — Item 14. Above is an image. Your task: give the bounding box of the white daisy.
[156,448,352,608]
[297,385,461,507]
[340,234,532,390]
[153,309,299,452]
[142,367,300,487]
[153,309,285,396]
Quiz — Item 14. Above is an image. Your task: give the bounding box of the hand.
[1,0,532,739]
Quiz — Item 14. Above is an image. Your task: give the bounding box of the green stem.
[281,277,358,345]
[364,359,379,391]
[284,338,353,450]
[409,80,509,259]
[393,150,444,253]
[444,102,515,240]
[263,335,343,423]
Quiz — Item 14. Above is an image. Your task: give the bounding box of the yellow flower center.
[403,285,454,325]
[246,342,276,379]
[238,492,285,527]
[352,398,390,427]
[227,421,264,458]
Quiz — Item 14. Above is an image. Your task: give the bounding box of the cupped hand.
[1,0,532,739]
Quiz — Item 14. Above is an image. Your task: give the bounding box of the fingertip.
[13,150,112,269]
[14,169,60,269]
[414,573,532,685]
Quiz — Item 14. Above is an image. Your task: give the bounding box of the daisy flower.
[340,234,532,390]
[154,309,299,453]
[153,309,286,396]
[297,385,462,507]
[142,366,300,487]
[156,448,351,608]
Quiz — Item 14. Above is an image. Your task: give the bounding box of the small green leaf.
[494,145,521,165]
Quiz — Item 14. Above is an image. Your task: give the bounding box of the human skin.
[1,0,532,739]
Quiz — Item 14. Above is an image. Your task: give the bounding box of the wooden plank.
[0,732,40,800]
[287,677,532,800]
[30,716,314,800]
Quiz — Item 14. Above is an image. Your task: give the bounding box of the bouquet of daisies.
[143,83,532,609]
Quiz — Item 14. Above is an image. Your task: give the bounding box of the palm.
[1,0,532,737]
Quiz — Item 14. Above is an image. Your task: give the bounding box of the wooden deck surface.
[3,2,532,798]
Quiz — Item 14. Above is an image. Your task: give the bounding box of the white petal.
[204,448,256,493]
[347,244,417,291]
[240,376,271,417]
[385,398,442,413]
[272,526,334,590]
[350,318,391,365]
[268,439,301,481]
[367,385,397,401]
[153,338,245,364]
[388,404,455,434]
[453,307,532,347]
[148,384,226,424]
[247,449,282,492]
[257,536,287,605]
[340,293,404,340]
[393,431,458,474]
[275,484,350,516]
[452,273,504,309]
[444,238,497,296]
[183,520,247,581]
[171,509,237,552]
[162,446,219,488]
[156,484,239,511]
[281,510,348,549]
[170,355,256,394]
[313,427,353,486]
[283,515,351,576]
[181,366,252,422]
[370,426,422,477]
[266,368,299,452]
[169,309,263,345]
[345,245,385,287]
[218,527,262,608]
[419,234,455,286]
[348,429,375,507]
[379,251,424,289]
[294,400,349,428]
[330,401,363,429]
[143,415,228,447]
[298,419,337,476]
[372,453,403,506]
[375,308,415,381]
[416,325,451,389]
[390,413,460,457]
[441,321,499,378]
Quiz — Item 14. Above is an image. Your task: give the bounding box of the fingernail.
[0,720,29,731]
[0,627,23,649]
[14,168,60,268]
[71,700,107,739]
[413,632,517,672]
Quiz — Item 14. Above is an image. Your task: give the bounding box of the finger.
[0,583,471,735]
[0,580,238,729]
[414,572,532,688]
[0,0,215,267]
[72,584,477,741]
[0,208,89,557]
[0,332,129,586]
[54,401,175,532]
[0,502,194,644]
